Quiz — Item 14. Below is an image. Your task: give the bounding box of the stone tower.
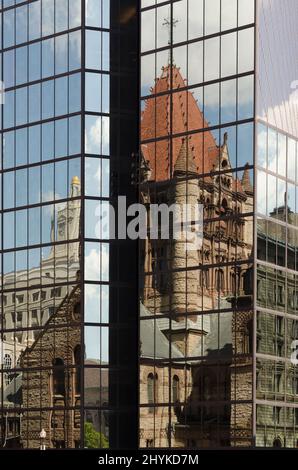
[168,138,200,320]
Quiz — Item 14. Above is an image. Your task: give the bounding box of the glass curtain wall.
[256,0,298,449]
[0,0,112,450]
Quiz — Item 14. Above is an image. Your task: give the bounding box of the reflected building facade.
[140,0,298,449]
[0,0,298,452]
[256,0,298,448]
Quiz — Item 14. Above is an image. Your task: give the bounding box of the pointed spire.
[174,138,197,176]
[241,164,253,195]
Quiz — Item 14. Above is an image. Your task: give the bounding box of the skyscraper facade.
[0,0,139,450]
[0,0,297,451]
[139,0,298,449]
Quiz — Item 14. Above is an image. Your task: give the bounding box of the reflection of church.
[139,65,254,447]
[2,177,81,361]
[0,178,81,448]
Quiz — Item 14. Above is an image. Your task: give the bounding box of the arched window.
[172,375,180,403]
[200,269,209,289]
[147,373,154,405]
[230,272,236,295]
[74,345,81,394]
[3,354,12,370]
[53,358,65,396]
[273,438,282,448]
[215,269,224,292]
[147,373,158,412]
[3,354,12,386]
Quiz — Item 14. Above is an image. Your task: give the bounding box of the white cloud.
[85,244,109,282]
[85,116,110,155]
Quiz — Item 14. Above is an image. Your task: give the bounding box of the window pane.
[16,5,28,45]
[29,125,41,164]
[42,0,54,36]
[221,0,237,31]
[42,122,54,161]
[85,242,109,282]
[85,157,110,198]
[69,30,81,71]
[204,37,220,81]
[29,0,41,40]
[55,118,68,158]
[4,50,15,88]
[3,131,15,168]
[85,73,101,113]
[55,34,68,74]
[42,81,55,119]
[238,28,254,73]
[69,115,81,155]
[29,43,41,82]
[55,76,68,116]
[16,46,28,85]
[29,84,41,122]
[69,74,81,113]
[85,284,109,323]
[69,0,81,29]
[16,128,28,166]
[29,166,41,204]
[55,0,68,33]
[86,30,101,70]
[42,38,54,78]
[16,170,28,207]
[221,33,236,78]
[4,9,15,48]
[85,115,110,155]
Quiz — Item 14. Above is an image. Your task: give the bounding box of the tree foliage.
[84,422,109,449]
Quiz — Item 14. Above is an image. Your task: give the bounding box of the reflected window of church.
[16,312,23,327]
[4,354,12,370]
[53,358,65,396]
[31,310,39,327]
[51,287,62,298]
[215,269,224,292]
[275,316,283,335]
[273,437,282,448]
[172,375,180,403]
[49,306,56,316]
[16,294,24,304]
[277,285,284,305]
[274,373,282,393]
[273,407,282,425]
[32,292,39,302]
[147,373,158,411]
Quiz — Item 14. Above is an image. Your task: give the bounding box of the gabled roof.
[173,137,197,176]
[141,65,219,181]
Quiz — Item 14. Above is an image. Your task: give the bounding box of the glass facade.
[0,0,140,450]
[139,0,255,448]
[0,0,297,453]
[256,0,298,449]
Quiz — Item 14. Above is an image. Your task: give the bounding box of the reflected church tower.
[49,176,81,266]
[139,62,254,448]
